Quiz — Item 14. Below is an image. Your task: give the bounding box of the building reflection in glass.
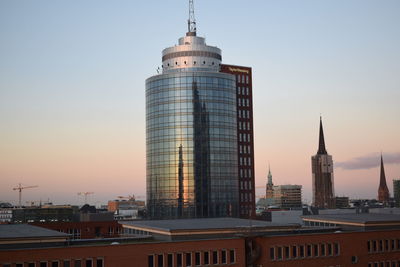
[146,73,238,218]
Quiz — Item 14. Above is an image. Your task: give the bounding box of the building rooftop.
[0,224,69,239]
[121,217,300,241]
[303,213,400,225]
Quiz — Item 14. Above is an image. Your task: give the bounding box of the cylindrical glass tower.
[146,33,238,219]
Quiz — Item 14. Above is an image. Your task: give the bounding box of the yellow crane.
[77,192,94,204]
[13,183,38,208]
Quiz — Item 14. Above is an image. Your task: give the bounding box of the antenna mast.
[187,0,197,35]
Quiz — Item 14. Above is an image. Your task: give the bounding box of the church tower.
[378,154,390,204]
[311,117,335,209]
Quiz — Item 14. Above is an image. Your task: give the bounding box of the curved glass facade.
[146,72,238,218]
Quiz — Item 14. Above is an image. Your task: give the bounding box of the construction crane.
[77,192,94,204]
[13,183,38,208]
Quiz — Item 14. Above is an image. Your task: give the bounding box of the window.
[391,239,395,250]
[212,251,218,264]
[368,241,371,252]
[306,244,312,257]
[334,243,340,255]
[314,244,319,257]
[158,255,164,267]
[277,247,282,260]
[373,240,377,252]
[229,250,235,263]
[16,264,23,267]
[85,259,92,267]
[166,254,173,267]
[221,250,227,264]
[321,243,326,256]
[328,243,333,256]
[28,264,36,267]
[195,252,200,266]
[284,246,290,259]
[52,262,59,267]
[352,256,358,263]
[299,245,305,258]
[292,246,297,258]
[96,259,103,267]
[385,240,389,251]
[177,253,183,267]
[203,251,210,265]
[379,240,383,251]
[186,253,191,267]
[40,263,48,267]
[148,255,154,267]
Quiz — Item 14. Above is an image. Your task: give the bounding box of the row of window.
[239,144,251,155]
[2,258,103,267]
[368,239,400,253]
[238,110,250,119]
[239,168,252,179]
[270,243,340,261]
[368,260,400,267]
[240,205,253,215]
[164,59,218,68]
[237,86,250,95]
[239,157,252,166]
[148,249,236,267]
[147,76,234,89]
[238,98,250,107]
[236,74,250,85]
[240,180,253,190]
[239,133,251,143]
[240,192,253,202]
[238,121,251,131]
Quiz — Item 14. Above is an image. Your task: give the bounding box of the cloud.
[335,152,400,170]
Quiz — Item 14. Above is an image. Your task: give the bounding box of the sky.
[0,0,399,206]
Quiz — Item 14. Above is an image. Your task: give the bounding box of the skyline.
[1,0,399,206]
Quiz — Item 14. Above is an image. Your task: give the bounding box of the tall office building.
[311,117,335,209]
[378,155,390,204]
[146,3,241,219]
[393,179,400,207]
[220,64,255,218]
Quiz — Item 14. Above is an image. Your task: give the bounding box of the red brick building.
[220,64,256,219]
[30,221,122,240]
[3,216,400,267]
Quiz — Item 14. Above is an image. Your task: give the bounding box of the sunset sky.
[1,0,399,206]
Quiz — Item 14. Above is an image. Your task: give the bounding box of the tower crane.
[13,183,38,208]
[77,192,94,204]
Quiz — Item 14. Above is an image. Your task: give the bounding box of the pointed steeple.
[378,154,390,203]
[267,164,273,186]
[379,154,388,189]
[317,116,328,155]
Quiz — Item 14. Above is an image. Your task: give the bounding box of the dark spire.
[317,116,327,155]
[379,154,388,189]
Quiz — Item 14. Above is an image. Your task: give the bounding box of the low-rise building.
[272,185,302,209]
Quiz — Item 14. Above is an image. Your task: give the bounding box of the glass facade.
[146,72,238,218]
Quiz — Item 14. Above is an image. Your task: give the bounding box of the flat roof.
[302,213,400,225]
[122,217,298,233]
[0,224,69,239]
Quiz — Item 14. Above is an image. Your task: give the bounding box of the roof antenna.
[187,0,197,36]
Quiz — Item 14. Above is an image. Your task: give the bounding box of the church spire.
[378,154,390,203]
[317,116,327,155]
[267,164,273,186]
[379,154,388,189]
